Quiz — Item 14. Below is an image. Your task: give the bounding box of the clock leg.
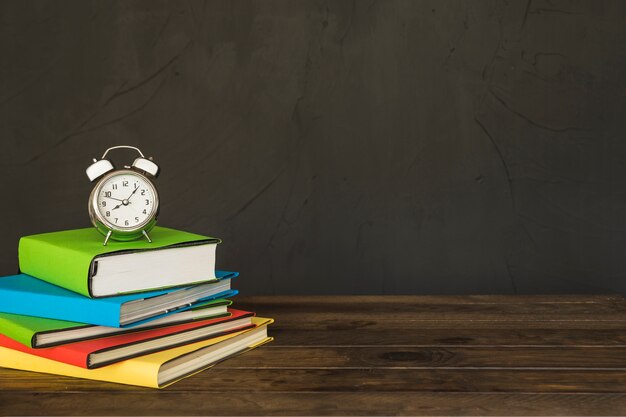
[103,230,112,246]
[142,230,152,243]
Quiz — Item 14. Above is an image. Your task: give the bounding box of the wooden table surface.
[2,295,626,415]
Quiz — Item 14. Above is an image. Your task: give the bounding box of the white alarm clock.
[86,145,160,245]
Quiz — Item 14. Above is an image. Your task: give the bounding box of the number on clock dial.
[96,174,156,229]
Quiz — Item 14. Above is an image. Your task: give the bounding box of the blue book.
[0,271,238,328]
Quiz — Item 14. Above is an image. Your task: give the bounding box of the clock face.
[95,172,157,231]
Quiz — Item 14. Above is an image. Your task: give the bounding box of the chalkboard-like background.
[1,0,625,294]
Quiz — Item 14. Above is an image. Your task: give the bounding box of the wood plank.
[217,345,626,369]
[169,368,626,393]
[264,314,626,326]
[238,299,626,317]
[3,392,626,416]
[235,296,626,330]
[234,297,626,317]
[4,367,626,393]
[268,328,626,346]
[237,295,626,306]
[265,317,626,330]
[255,310,626,330]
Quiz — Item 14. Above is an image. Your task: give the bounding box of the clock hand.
[108,187,138,210]
[126,185,140,201]
[104,196,124,202]
[111,198,133,210]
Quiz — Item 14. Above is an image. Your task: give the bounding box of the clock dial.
[96,173,157,231]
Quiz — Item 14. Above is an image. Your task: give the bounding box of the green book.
[18,226,221,298]
[0,299,232,348]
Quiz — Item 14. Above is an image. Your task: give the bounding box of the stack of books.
[0,226,272,388]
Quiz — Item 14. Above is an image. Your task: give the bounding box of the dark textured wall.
[1,0,625,294]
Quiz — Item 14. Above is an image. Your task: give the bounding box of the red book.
[0,309,254,369]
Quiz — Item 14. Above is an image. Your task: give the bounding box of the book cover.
[0,272,238,327]
[0,318,273,388]
[0,308,255,368]
[0,299,232,348]
[18,226,221,297]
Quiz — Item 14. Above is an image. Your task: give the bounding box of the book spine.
[18,236,93,297]
[0,335,88,368]
[0,287,121,327]
[0,315,35,347]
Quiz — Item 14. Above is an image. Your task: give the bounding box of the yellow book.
[0,317,273,388]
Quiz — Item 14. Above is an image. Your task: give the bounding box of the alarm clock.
[86,145,160,245]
